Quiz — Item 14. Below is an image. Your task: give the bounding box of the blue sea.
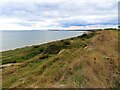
[0,30,84,51]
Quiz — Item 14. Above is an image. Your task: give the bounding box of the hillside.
[1,29,119,88]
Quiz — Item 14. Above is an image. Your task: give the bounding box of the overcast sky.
[0,0,118,30]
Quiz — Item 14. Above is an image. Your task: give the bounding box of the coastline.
[2,29,119,88]
[2,28,116,52]
[1,31,85,52]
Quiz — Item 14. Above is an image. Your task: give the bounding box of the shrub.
[2,59,17,64]
[38,46,45,53]
[33,45,39,48]
[39,54,49,59]
[78,33,95,39]
[104,28,117,30]
[63,40,71,45]
[44,44,65,54]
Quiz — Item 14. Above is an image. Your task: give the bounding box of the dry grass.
[2,29,119,88]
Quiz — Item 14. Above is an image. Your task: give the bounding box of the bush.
[63,40,71,45]
[38,46,45,52]
[104,28,117,30]
[44,44,65,54]
[33,45,39,48]
[78,33,95,39]
[39,54,49,59]
[2,59,17,64]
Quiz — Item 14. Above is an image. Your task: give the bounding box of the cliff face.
[2,30,119,88]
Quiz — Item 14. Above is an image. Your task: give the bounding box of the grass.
[1,29,119,88]
[2,31,90,64]
[78,32,95,39]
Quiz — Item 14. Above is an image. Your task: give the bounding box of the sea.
[0,30,84,51]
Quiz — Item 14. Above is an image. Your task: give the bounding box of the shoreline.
[1,28,117,52]
[1,32,85,52]
[2,29,119,88]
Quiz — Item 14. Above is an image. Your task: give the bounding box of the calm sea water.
[0,30,84,51]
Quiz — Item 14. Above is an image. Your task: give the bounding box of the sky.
[0,0,119,30]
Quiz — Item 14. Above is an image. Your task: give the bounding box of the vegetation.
[1,29,119,88]
[78,32,95,39]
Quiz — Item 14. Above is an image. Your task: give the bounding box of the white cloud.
[0,0,65,3]
[0,17,32,30]
[0,17,24,24]
[0,23,31,30]
[0,0,118,30]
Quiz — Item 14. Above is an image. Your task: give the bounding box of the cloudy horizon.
[0,0,118,30]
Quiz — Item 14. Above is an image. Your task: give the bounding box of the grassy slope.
[2,29,119,88]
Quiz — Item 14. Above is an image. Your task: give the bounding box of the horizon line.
[0,27,118,31]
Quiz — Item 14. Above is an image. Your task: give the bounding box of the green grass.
[78,32,95,39]
[2,29,119,88]
[2,31,93,64]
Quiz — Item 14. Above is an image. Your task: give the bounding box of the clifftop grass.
[1,29,119,88]
[2,31,94,64]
